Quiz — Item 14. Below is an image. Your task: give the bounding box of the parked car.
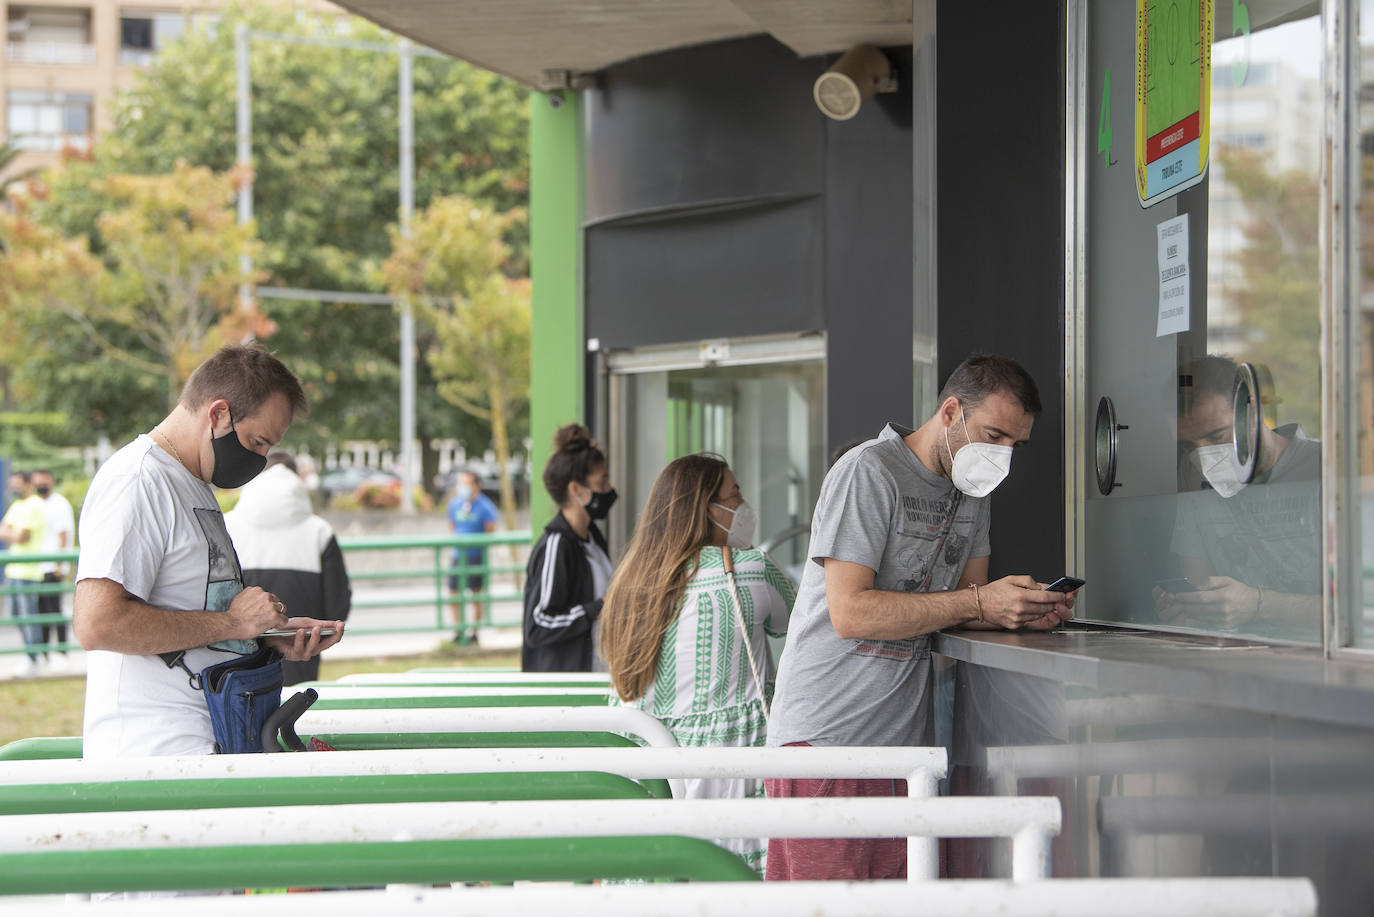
[319,465,400,501]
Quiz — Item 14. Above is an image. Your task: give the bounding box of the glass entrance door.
[607,335,825,581]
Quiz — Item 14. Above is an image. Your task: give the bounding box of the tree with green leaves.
[0,162,267,410]
[6,2,529,483]
[381,196,529,526]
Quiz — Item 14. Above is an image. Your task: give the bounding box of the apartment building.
[2,0,337,178]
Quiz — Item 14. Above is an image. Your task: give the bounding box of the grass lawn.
[0,644,522,748]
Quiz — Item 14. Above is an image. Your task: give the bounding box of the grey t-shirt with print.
[768,423,991,748]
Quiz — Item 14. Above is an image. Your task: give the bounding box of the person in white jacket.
[225,453,351,684]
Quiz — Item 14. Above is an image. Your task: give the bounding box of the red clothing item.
[764,743,908,881]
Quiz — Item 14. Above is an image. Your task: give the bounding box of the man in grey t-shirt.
[765,354,1076,882]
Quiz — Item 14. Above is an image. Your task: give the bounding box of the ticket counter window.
[1079,2,1322,643]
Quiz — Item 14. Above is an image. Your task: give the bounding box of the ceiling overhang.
[326,0,918,88]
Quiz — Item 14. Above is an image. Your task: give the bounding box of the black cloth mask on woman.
[210,418,267,489]
[584,487,617,520]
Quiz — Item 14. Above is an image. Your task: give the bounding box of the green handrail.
[0,531,533,655]
[0,771,655,815]
[309,693,608,710]
[0,730,642,759]
[0,736,82,761]
[0,836,760,894]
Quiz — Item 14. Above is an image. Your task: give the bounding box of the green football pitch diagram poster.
[1135,0,1212,207]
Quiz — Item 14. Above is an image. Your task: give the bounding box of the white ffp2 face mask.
[945,410,1013,498]
[1193,444,1245,498]
[712,499,758,549]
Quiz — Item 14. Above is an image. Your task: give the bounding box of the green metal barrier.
[0,771,655,815]
[0,736,82,761]
[308,679,609,689]
[309,693,608,710]
[0,531,533,655]
[0,835,760,894]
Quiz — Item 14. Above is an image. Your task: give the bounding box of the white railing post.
[907,763,940,881]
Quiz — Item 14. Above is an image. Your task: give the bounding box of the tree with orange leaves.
[0,160,272,411]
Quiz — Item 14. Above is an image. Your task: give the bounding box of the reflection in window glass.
[618,360,824,581]
[1083,3,1322,644]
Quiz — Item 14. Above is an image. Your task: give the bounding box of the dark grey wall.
[583,36,914,456]
[936,0,1066,581]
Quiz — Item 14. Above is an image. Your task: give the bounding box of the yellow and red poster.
[1135,0,1212,207]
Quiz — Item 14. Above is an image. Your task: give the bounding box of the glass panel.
[152,11,184,48]
[618,358,825,582]
[1354,2,1374,647]
[120,16,153,51]
[7,102,36,134]
[1081,1,1323,643]
[62,98,89,134]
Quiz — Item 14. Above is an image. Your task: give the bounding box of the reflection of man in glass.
[1156,355,1321,639]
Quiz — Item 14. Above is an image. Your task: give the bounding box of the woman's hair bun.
[553,423,596,454]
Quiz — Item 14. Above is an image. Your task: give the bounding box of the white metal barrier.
[5,879,1318,916]
[0,795,1061,881]
[0,745,947,869]
[292,704,679,748]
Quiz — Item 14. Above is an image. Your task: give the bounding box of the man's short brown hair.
[937,353,1042,416]
[179,345,308,421]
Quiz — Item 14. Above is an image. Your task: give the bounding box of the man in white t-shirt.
[74,345,345,759]
[31,468,75,661]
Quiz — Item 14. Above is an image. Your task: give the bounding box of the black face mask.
[210,417,267,489]
[34,485,51,497]
[584,487,617,520]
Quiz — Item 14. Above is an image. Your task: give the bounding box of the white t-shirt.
[584,539,613,674]
[77,435,253,759]
[37,491,75,576]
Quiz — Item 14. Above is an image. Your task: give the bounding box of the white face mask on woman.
[712,499,758,549]
[944,409,1013,498]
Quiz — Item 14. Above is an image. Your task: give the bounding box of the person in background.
[31,469,75,666]
[522,423,616,672]
[601,453,794,874]
[446,466,500,641]
[225,452,352,685]
[0,470,48,674]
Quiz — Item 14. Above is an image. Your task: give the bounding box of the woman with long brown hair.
[600,452,794,874]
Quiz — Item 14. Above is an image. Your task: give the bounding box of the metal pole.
[398,38,417,514]
[235,23,253,313]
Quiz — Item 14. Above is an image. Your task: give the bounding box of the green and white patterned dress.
[612,545,796,874]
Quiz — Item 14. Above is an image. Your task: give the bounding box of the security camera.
[549,92,564,109]
[814,44,898,121]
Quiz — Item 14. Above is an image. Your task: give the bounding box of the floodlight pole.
[235,23,252,314]
[398,38,416,514]
[233,27,421,513]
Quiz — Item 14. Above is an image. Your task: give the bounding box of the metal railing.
[5,41,96,64]
[12,879,1315,917]
[0,532,530,656]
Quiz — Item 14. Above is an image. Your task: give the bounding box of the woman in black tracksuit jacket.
[522,423,618,672]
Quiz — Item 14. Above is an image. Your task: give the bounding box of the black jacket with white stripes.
[522,512,607,672]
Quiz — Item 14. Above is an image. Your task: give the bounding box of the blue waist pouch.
[199,645,284,754]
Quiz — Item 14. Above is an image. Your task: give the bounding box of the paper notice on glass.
[1156,214,1190,337]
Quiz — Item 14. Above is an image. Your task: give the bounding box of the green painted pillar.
[529,90,585,532]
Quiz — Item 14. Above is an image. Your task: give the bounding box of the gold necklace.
[153,427,184,465]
